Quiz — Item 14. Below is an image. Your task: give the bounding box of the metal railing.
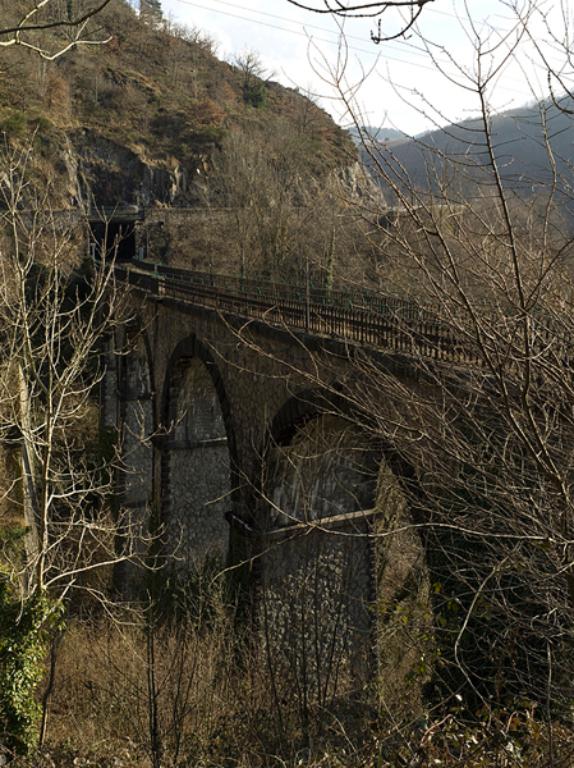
[118,260,574,367]
[115,260,479,364]
[129,260,438,320]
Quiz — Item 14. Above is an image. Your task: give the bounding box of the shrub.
[0,111,28,139]
[243,80,266,109]
[0,581,62,755]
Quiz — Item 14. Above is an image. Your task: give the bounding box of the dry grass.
[39,601,381,767]
[44,610,291,767]
[37,612,574,768]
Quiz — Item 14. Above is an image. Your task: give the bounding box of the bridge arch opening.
[266,411,378,529]
[161,337,235,572]
[258,392,431,713]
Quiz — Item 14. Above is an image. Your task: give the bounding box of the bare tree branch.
[0,0,113,59]
[287,0,436,41]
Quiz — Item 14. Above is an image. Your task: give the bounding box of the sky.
[159,0,571,135]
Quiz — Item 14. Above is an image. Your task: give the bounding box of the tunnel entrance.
[89,219,137,262]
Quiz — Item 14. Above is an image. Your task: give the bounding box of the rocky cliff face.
[337,161,385,203]
[0,1,385,285]
[70,130,194,208]
[0,1,354,212]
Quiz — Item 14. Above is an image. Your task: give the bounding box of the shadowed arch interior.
[256,388,431,711]
[264,389,382,528]
[161,335,237,570]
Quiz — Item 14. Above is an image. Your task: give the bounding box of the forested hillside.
[0,0,353,208]
[361,97,574,207]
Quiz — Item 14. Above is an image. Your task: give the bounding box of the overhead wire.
[172,0,492,74]
[173,0,440,72]
[174,0,558,67]
[171,0,548,94]
[187,0,434,60]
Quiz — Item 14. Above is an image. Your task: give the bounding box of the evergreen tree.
[140,0,163,28]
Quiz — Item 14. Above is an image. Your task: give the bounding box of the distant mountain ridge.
[358,98,574,204]
[348,125,407,145]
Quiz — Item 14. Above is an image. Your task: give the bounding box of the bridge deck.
[116,261,571,365]
[116,260,481,364]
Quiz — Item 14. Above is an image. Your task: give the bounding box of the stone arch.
[257,389,431,716]
[160,335,237,571]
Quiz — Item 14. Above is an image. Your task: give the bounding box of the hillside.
[360,98,574,206]
[0,0,354,209]
[348,125,406,145]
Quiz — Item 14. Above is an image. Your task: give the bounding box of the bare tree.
[316,2,574,752]
[213,3,574,761]
[519,0,574,115]
[287,0,436,42]
[0,145,145,754]
[202,123,372,286]
[0,0,113,60]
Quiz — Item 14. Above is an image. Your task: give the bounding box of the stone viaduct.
[102,260,455,708]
